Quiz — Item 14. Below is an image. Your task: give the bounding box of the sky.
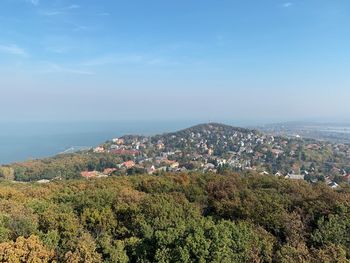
[0,0,350,124]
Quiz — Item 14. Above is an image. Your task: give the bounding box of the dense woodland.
[0,172,349,262]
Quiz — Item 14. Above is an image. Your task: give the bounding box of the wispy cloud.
[39,4,80,16]
[42,63,95,75]
[26,0,39,6]
[0,44,28,57]
[283,2,293,8]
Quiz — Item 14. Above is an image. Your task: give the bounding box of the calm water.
[0,121,197,164]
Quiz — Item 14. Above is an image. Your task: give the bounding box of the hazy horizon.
[1,119,350,165]
[1,0,350,122]
[2,118,350,127]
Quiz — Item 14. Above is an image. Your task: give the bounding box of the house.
[170,162,180,169]
[274,172,283,177]
[81,171,98,178]
[204,163,215,170]
[114,138,125,145]
[156,142,165,150]
[328,182,340,189]
[147,165,156,174]
[103,168,117,175]
[93,146,105,153]
[123,161,135,169]
[81,171,108,179]
[37,179,50,184]
[285,174,304,180]
[161,160,180,169]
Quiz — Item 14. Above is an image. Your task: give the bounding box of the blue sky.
[0,0,349,123]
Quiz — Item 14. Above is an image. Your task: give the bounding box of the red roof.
[81,171,98,178]
[123,161,135,168]
[103,168,117,175]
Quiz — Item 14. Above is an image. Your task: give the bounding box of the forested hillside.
[0,172,349,262]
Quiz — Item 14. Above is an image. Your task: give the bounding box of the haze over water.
[0,119,273,164]
[0,121,200,164]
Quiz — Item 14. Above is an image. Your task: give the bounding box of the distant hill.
[149,122,261,158]
[1,122,350,185]
[169,122,255,134]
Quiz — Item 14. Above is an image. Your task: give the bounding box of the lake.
[0,121,197,164]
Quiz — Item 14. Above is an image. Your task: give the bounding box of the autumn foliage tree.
[0,172,348,262]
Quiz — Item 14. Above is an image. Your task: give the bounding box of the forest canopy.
[0,172,349,262]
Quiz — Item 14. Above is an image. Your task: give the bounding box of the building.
[93,146,105,153]
[81,171,108,179]
[81,171,98,178]
[285,174,304,180]
[37,179,50,184]
[103,168,117,175]
[123,161,135,169]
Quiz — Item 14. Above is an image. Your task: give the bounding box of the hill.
[1,123,350,185]
[166,122,255,135]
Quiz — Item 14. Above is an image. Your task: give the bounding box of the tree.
[0,167,14,180]
[275,244,311,263]
[0,235,55,263]
[312,244,349,263]
[311,214,350,251]
[64,233,102,263]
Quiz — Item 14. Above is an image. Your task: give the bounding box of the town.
[78,123,350,188]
